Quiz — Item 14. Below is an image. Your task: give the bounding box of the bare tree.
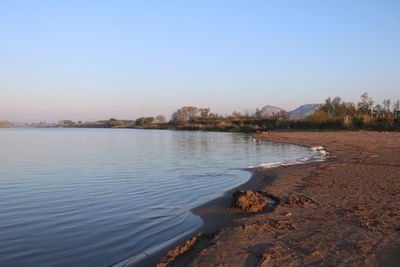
[393,100,400,113]
[393,100,400,118]
[170,106,199,124]
[383,99,391,111]
[357,93,374,115]
[199,108,210,119]
[382,99,391,117]
[155,115,166,123]
[232,111,242,120]
[373,104,382,117]
[254,108,263,119]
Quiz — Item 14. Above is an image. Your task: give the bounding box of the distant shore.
[152,131,400,266]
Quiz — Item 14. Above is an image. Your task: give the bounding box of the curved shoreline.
[135,139,322,266]
[130,169,269,266]
[144,131,400,267]
[187,131,400,266]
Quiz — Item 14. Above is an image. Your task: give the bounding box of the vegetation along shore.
[3,94,400,132]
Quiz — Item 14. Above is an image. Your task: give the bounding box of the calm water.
[0,128,314,266]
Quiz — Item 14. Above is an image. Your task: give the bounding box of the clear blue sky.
[1,0,399,122]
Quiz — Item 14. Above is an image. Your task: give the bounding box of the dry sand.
[154,131,400,267]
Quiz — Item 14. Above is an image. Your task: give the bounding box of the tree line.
[163,93,399,131]
[0,121,14,128]
[12,93,398,131]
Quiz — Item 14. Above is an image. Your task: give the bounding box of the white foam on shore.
[257,146,327,169]
[311,146,329,156]
[311,146,324,152]
[259,162,283,168]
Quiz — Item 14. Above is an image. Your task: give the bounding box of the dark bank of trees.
[0,120,14,128]
[53,115,164,128]
[55,118,136,128]
[164,93,400,132]
[50,93,400,132]
[305,93,399,130]
[135,117,154,126]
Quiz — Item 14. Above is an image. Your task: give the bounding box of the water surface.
[0,128,313,266]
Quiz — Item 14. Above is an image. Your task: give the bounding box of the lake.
[0,128,315,266]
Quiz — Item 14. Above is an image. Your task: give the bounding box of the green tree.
[136,117,154,126]
[58,120,75,126]
[320,97,356,116]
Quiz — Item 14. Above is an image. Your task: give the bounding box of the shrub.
[352,116,364,128]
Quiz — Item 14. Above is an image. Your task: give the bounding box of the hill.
[289,104,322,119]
[260,105,286,117]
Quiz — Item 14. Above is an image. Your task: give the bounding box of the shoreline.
[151,131,400,266]
[137,140,324,266]
[117,134,318,267]
[134,169,274,267]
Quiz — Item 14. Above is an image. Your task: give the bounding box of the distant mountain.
[260,105,286,117]
[289,104,322,119]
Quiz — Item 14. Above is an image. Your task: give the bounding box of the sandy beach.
[154,131,400,267]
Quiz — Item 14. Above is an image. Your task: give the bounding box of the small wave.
[259,162,284,168]
[258,146,327,169]
[311,146,324,152]
[311,146,329,156]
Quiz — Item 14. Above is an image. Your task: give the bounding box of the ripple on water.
[0,128,315,266]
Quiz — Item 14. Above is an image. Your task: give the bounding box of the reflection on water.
[0,128,312,266]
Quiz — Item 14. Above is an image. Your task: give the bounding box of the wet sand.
[154,131,400,267]
[137,168,273,267]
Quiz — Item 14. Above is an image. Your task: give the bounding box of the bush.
[352,116,364,128]
[136,117,154,126]
[370,117,395,130]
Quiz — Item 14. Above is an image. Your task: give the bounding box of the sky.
[1,0,399,122]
